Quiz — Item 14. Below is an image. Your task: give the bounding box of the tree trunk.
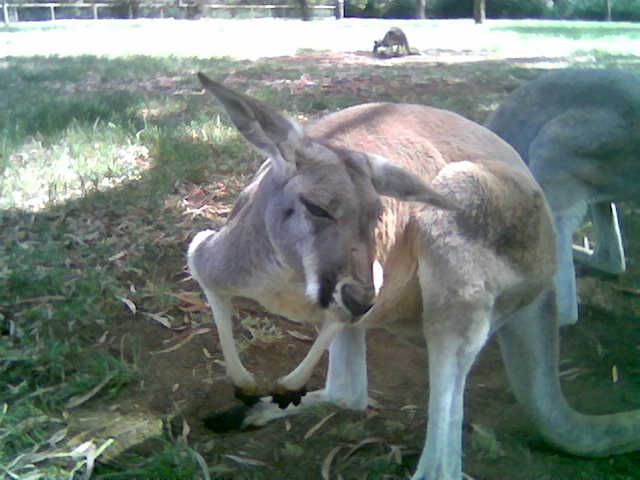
[473,0,485,24]
[415,0,426,19]
[297,0,313,21]
[3,0,9,25]
[604,0,612,21]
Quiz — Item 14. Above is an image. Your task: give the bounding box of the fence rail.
[2,1,341,21]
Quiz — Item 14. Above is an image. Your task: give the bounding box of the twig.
[150,328,211,355]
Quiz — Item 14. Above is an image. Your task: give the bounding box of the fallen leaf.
[117,296,136,315]
[108,251,127,262]
[388,444,403,464]
[48,427,68,447]
[181,419,191,442]
[66,373,116,410]
[287,330,313,342]
[189,446,211,480]
[304,412,337,440]
[342,437,385,461]
[321,445,343,480]
[223,454,269,467]
[97,331,109,344]
[143,312,173,329]
[174,291,209,312]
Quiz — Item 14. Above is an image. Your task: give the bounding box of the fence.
[1,0,343,22]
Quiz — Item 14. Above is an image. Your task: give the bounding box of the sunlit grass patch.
[1,131,149,211]
[492,21,640,41]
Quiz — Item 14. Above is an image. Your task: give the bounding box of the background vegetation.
[5,0,640,21]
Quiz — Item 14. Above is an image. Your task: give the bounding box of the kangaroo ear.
[197,72,302,177]
[366,154,459,210]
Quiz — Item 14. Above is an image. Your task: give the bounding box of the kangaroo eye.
[300,197,333,220]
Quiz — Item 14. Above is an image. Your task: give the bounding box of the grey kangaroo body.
[189,73,640,480]
[486,69,640,325]
[373,27,418,57]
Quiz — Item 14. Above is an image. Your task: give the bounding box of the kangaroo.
[189,72,640,480]
[486,69,640,325]
[373,27,419,57]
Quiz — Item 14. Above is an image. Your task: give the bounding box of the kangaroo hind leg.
[413,299,492,480]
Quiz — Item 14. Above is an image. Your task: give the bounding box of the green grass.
[94,443,207,480]
[0,54,242,478]
[492,21,640,40]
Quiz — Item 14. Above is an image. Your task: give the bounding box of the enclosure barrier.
[1,1,341,22]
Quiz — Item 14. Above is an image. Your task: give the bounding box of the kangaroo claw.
[271,385,308,409]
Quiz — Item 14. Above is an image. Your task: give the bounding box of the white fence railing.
[2,1,343,22]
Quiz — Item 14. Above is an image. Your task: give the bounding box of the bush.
[345,0,394,18]
[431,0,640,21]
[382,0,417,18]
[553,0,640,20]
[431,0,551,19]
[613,0,640,21]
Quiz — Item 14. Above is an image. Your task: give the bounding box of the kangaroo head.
[197,73,456,321]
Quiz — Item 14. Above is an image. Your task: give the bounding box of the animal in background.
[373,27,419,57]
[486,69,640,325]
[189,72,640,480]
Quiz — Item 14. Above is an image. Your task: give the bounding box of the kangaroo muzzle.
[340,283,375,318]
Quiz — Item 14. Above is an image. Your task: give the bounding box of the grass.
[491,20,640,40]
[0,54,249,478]
[1,18,640,480]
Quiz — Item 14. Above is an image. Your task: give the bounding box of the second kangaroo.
[373,27,419,57]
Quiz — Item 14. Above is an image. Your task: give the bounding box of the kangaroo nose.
[341,284,374,318]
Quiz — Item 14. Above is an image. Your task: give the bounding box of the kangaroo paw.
[271,385,308,409]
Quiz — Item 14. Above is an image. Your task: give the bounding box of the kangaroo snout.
[340,283,375,318]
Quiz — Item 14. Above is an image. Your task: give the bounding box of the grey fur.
[487,69,640,324]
